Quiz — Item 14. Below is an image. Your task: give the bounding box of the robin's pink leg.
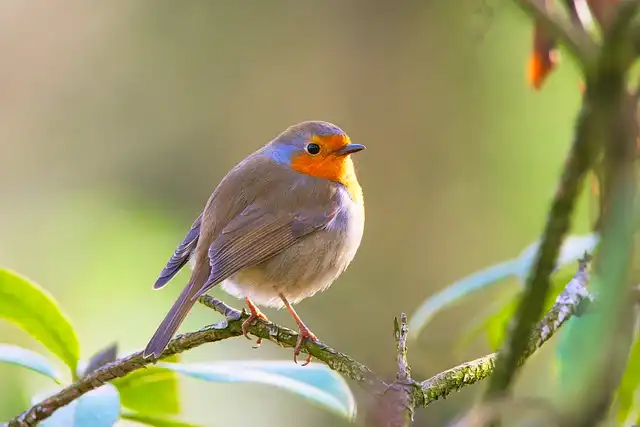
[279,293,318,366]
[242,297,269,348]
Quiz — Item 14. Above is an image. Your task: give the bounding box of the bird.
[142,120,365,365]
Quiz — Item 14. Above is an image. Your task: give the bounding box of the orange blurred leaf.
[528,15,559,90]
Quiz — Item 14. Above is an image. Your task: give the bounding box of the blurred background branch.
[484,0,604,400]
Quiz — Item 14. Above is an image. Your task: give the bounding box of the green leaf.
[453,285,520,355]
[408,260,520,342]
[0,343,63,383]
[32,384,120,427]
[160,361,356,420]
[485,294,519,351]
[616,335,640,424]
[120,411,200,427]
[0,268,80,375]
[112,353,180,415]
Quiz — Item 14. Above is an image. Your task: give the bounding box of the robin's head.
[266,121,365,191]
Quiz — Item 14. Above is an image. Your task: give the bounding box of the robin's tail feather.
[143,280,200,358]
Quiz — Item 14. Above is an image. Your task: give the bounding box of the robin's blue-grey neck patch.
[265,143,298,166]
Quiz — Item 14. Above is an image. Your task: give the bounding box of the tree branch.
[6,259,591,427]
[197,295,384,388]
[7,297,384,427]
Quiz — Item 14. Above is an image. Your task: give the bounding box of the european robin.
[142,121,365,365]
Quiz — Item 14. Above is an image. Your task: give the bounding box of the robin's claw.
[293,326,317,366]
[242,298,269,347]
[279,293,318,366]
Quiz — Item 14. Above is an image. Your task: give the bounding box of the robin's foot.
[279,293,318,366]
[293,324,318,366]
[242,297,269,348]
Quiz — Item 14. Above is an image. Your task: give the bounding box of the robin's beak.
[335,144,366,156]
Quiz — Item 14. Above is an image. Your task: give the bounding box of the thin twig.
[395,314,411,382]
[368,314,418,427]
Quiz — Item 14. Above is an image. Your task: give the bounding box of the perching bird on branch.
[142,121,366,365]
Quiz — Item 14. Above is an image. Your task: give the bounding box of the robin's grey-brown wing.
[153,213,202,289]
[192,201,340,299]
[152,152,279,291]
[142,202,337,358]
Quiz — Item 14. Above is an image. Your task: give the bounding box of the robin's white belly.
[220,190,364,308]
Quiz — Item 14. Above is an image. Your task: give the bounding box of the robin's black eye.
[306,143,321,155]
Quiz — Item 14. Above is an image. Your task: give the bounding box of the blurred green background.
[0,0,593,425]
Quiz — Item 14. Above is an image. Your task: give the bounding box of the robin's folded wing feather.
[153,213,202,289]
[192,202,339,299]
